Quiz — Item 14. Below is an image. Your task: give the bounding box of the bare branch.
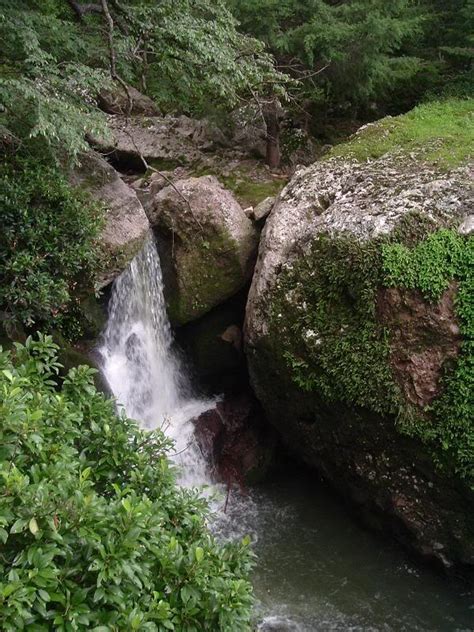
[117,126,204,231]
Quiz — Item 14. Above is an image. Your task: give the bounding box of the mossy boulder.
[148,175,258,325]
[70,152,150,288]
[245,103,474,574]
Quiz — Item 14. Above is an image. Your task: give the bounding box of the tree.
[417,0,474,96]
[0,0,285,163]
[227,0,426,126]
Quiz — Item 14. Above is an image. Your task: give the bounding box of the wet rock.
[176,292,247,393]
[377,285,461,408]
[148,175,258,325]
[70,152,149,288]
[193,392,276,487]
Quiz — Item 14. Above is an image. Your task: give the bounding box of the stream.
[98,235,473,631]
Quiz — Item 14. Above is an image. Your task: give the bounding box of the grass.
[329,98,474,168]
[218,174,285,208]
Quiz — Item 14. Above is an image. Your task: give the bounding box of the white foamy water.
[99,233,214,488]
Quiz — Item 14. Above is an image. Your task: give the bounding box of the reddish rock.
[378,284,461,409]
[193,393,276,489]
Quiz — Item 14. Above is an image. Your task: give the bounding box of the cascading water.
[98,235,473,632]
[99,233,213,488]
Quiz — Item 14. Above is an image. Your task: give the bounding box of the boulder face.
[97,86,161,117]
[245,152,474,573]
[147,175,258,325]
[193,393,276,488]
[93,115,227,170]
[70,152,150,288]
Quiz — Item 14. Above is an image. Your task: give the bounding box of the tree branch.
[100,0,133,116]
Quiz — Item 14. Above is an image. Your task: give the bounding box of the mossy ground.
[193,165,286,208]
[217,174,285,208]
[329,98,474,168]
[270,223,473,486]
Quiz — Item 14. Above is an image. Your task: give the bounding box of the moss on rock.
[329,98,474,168]
[268,224,473,487]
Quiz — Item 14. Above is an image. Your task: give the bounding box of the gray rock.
[252,196,275,222]
[244,151,474,573]
[247,157,472,341]
[70,152,150,288]
[147,175,258,325]
[458,214,474,235]
[97,85,160,116]
[92,114,227,166]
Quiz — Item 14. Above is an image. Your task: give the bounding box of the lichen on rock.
[70,152,150,288]
[245,114,474,572]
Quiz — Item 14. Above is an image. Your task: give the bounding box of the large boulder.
[97,85,161,116]
[70,152,150,287]
[245,133,474,573]
[176,291,248,393]
[193,392,276,487]
[92,115,228,171]
[147,175,258,325]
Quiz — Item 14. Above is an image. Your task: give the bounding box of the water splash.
[99,233,213,487]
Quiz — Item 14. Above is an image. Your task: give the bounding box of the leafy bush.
[0,159,103,338]
[0,335,254,630]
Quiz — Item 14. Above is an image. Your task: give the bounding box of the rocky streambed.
[69,102,473,583]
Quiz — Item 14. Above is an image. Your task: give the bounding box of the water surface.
[221,470,473,631]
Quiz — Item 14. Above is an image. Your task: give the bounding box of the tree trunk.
[263,100,281,170]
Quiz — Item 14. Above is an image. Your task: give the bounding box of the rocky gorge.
[67,99,473,580]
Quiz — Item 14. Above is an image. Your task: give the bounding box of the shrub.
[0,159,103,338]
[0,335,254,631]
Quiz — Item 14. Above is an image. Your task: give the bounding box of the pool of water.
[219,470,473,631]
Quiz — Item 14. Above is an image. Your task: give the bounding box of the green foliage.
[228,0,424,113]
[0,2,109,163]
[123,0,287,115]
[417,0,474,98]
[0,335,254,630]
[329,98,474,167]
[0,158,102,338]
[382,230,474,483]
[0,0,285,162]
[273,235,400,415]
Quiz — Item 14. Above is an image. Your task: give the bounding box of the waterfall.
[99,233,214,487]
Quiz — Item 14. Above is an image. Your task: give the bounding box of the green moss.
[329,98,474,168]
[146,157,183,173]
[270,225,473,486]
[218,175,285,208]
[382,230,473,483]
[271,234,401,416]
[192,165,285,208]
[166,231,246,325]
